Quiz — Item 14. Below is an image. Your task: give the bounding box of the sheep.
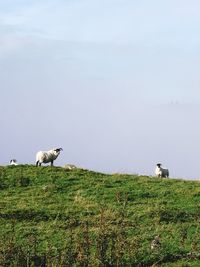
[155,163,169,178]
[36,148,63,166]
[9,159,18,166]
[63,164,77,170]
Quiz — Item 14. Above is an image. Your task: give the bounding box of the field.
[0,165,200,266]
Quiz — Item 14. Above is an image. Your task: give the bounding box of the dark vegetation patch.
[0,209,71,222]
[158,209,197,223]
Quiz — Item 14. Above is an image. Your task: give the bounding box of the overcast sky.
[1,0,200,179]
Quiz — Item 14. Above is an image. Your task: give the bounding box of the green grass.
[0,165,200,266]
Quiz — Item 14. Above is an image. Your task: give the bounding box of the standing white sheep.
[36,148,63,166]
[155,163,169,178]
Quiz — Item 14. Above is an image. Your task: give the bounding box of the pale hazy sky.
[1,0,200,179]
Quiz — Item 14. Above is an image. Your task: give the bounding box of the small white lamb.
[155,163,169,178]
[36,148,63,166]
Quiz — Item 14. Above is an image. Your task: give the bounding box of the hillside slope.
[0,165,200,266]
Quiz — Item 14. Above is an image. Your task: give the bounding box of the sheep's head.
[10,159,17,163]
[53,148,63,156]
[157,163,162,167]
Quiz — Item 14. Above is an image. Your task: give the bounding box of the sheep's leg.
[51,160,54,166]
[36,161,39,166]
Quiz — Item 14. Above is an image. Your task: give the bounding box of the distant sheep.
[10,159,18,166]
[36,148,63,166]
[155,163,169,178]
[63,164,77,170]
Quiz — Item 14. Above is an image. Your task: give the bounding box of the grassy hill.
[0,165,200,266]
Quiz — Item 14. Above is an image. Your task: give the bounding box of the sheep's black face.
[54,149,60,155]
[55,148,63,153]
[54,148,63,156]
